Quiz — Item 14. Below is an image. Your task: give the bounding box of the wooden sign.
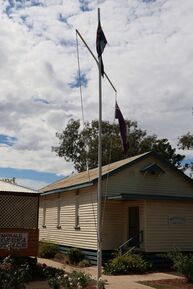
[168,216,185,225]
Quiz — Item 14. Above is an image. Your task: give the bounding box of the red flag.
[115,102,129,153]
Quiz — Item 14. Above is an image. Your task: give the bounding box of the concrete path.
[37,258,183,289]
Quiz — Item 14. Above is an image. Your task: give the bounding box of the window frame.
[42,196,46,228]
[57,193,61,229]
[74,191,80,230]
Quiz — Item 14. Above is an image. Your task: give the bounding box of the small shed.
[0,179,39,257]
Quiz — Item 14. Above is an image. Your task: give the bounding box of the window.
[42,196,46,228]
[57,193,61,229]
[75,191,80,230]
[140,163,165,176]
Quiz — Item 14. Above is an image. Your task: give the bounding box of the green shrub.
[103,252,151,275]
[168,251,193,282]
[2,256,37,268]
[48,271,92,289]
[78,259,91,268]
[38,242,59,258]
[97,278,107,289]
[66,248,85,265]
[69,271,91,288]
[0,256,66,289]
[0,256,30,289]
[54,252,66,261]
[0,269,26,289]
[48,276,61,289]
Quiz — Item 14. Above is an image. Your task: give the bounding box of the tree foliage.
[178,132,193,150]
[52,119,185,172]
[178,132,193,173]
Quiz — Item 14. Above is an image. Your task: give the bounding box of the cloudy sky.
[0,0,192,189]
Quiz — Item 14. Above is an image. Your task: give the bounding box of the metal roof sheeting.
[0,180,38,194]
[40,152,150,194]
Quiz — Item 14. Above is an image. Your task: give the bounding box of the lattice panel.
[0,195,38,229]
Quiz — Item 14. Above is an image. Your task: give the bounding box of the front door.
[128,207,140,247]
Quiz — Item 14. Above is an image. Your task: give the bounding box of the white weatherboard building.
[39,151,193,263]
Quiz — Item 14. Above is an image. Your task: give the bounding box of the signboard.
[0,233,28,249]
[168,216,185,225]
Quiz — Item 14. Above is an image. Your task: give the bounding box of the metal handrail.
[118,230,144,254]
[119,237,135,251]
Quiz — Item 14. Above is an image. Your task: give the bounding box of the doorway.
[128,207,140,246]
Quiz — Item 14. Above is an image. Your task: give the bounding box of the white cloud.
[0,0,193,180]
[16,178,50,190]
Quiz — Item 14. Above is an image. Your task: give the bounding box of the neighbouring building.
[0,179,39,257]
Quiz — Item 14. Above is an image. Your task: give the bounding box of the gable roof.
[40,152,150,194]
[40,151,193,195]
[0,180,38,194]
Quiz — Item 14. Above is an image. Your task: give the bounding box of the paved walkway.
[37,258,183,289]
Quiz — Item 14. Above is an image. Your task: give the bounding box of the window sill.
[74,225,80,230]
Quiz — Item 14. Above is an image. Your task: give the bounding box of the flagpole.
[75,11,117,287]
[97,7,102,287]
[75,29,117,94]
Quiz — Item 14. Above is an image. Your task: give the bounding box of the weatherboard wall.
[39,187,97,250]
[101,200,145,250]
[39,195,145,251]
[101,155,193,198]
[39,153,193,253]
[144,200,193,252]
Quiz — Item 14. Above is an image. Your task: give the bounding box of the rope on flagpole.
[76,31,85,126]
[75,30,91,181]
[75,29,119,236]
[75,30,97,231]
[101,90,117,229]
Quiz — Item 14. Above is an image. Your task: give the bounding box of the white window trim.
[74,191,80,230]
[57,193,61,229]
[42,196,46,228]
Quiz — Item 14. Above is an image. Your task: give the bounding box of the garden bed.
[26,280,50,289]
[0,256,104,289]
[140,278,193,289]
[25,281,97,289]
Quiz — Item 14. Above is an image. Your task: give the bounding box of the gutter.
[106,193,193,202]
[40,181,94,196]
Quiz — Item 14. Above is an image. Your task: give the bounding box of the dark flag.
[115,102,129,154]
[96,21,107,77]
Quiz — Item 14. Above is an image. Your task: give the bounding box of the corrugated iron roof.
[0,180,38,194]
[40,152,150,194]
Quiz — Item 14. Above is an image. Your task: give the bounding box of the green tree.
[178,132,193,172]
[52,119,185,172]
[178,132,193,150]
